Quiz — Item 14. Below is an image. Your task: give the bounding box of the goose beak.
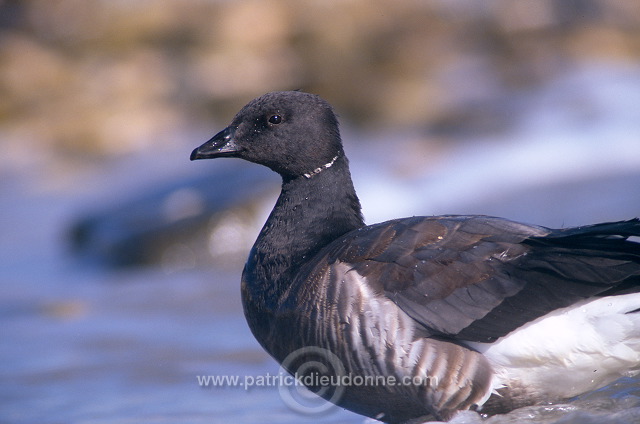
[190,126,239,160]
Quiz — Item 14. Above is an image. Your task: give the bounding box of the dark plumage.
[190,91,640,423]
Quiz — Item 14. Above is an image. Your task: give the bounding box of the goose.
[190,91,640,423]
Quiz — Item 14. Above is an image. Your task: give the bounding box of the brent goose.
[190,91,640,423]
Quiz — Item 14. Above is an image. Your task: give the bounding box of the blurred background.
[2,1,640,423]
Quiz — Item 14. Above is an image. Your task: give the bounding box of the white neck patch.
[303,155,339,179]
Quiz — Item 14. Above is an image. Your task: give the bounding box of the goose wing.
[305,216,640,343]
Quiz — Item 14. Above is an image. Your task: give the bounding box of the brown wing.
[302,215,640,343]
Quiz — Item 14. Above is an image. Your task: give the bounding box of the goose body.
[190,91,640,423]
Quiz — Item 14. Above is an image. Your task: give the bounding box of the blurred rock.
[69,162,276,267]
[2,0,640,159]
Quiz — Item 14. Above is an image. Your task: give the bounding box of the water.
[2,63,640,423]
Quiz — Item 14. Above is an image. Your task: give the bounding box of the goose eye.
[268,114,282,125]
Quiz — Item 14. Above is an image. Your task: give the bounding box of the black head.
[191,91,345,180]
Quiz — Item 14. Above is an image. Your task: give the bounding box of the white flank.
[467,293,640,399]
